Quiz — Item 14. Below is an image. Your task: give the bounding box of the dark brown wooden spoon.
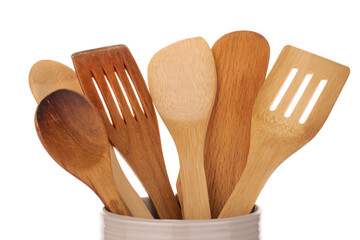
[35,89,130,215]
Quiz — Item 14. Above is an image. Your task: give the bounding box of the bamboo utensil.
[72,45,181,219]
[219,45,350,218]
[35,89,130,215]
[29,60,82,101]
[148,37,217,219]
[29,60,153,219]
[203,31,270,217]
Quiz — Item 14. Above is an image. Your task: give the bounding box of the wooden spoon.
[219,45,350,218]
[148,37,217,219]
[29,60,153,218]
[204,31,270,217]
[72,45,181,219]
[35,89,130,215]
[29,60,82,101]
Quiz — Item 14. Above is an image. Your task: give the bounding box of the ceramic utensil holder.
[102,198,261,240]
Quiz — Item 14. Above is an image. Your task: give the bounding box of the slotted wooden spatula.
[72,45,181,219]
[219,45,350,218]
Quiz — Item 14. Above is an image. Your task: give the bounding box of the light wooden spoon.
[204,31,270,217]
[29,60,153,218]
[148,37,217,219]
[35,89,130,215]
[219,45,350,218]
[29,60,82,101]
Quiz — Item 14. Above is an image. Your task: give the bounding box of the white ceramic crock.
[102,199,261,240]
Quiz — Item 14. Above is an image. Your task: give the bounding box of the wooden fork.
[72,45,181,219]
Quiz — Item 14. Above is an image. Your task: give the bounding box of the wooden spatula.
[35,89,130,215]
[219,45,350,218]
[29,60,153,219]
[148,37,217,219]
[72,45,181,219]
[204,31,270,217]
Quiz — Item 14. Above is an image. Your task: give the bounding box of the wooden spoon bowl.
[29,60,82,102]
[29,59,153,218]
[35,89,129,215]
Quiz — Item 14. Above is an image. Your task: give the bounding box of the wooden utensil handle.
[123,140,181,219]
[137,164,181,219]
[94,160,131,216]
[218,163,268,218]
[176,173,183,214]
[174,124,211,220]
[109,147,153,219]
[179,151,211,219]
[219,139,279,218]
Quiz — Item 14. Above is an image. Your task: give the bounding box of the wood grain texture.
[148,37,217,219]
[72,45,181,219]
[29,60,153,219]
[175,173,183,215]
[219,45,350,218]
[29,60,82,101]
[109,147,154,218]
[204,31,270,217]
[35,90,130,215]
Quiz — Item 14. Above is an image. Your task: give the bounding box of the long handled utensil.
[148,37,217,219]
[204,31,270,217]
[219,45,350,218]
[35,89,130,215]
[29,60,153,219]
[72,45,181,219]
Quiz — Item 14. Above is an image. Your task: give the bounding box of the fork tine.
[102,65,133,121]
[74,68,114,127]
[91,68,124,125]
[71,57,118,126]
[122,47,156,117]
[113,63,144,119]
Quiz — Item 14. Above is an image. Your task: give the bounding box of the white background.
[1,0,359,239]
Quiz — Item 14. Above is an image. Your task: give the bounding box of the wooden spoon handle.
[83,156,130,216]
[179,149,210,219]
[109,146,153,219]
[174,124,211,219]
[219,139,278,218]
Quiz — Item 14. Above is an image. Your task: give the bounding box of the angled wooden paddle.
[219,45,350,217]
[148,37,217,219]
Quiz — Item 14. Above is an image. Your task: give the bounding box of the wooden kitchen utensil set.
[30,30,350,220]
